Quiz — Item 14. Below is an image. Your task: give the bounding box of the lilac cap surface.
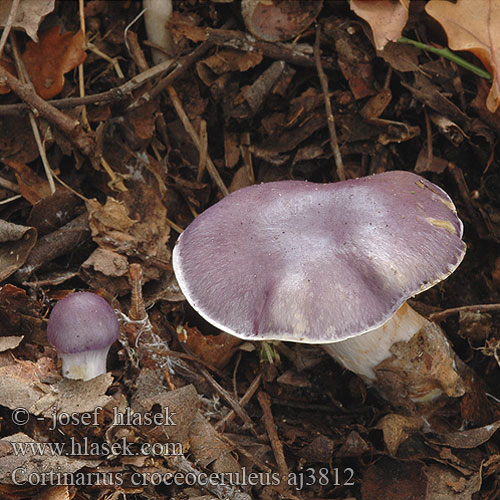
[47,292,120,353]
[173,171,466,343]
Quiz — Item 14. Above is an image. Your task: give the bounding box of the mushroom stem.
[323,302,465,410]
[59,347,112,381]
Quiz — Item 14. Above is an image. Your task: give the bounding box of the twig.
[0,0,19,57]
[78,0,89,130]
[0,58,176,115]
[215,373,261,430]
[10,33,56,194]
[430,304,500,322]
[206,27,335,69]
[130,37,214,108]
[314,25,345,181]
[197,119,208,182]
[240,131,255,184]
[257,391,289,483]
[398,37,492,80]
[191,352,256,433]
[13,213,90,283]
[0,194,22,205]
[0,174,20,192]
[424,107,432,172]
[167,85,229,196]
[0,64,94,156]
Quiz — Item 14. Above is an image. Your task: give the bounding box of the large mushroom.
[173,171,467,411]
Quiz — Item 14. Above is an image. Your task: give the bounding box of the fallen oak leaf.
[350,0,409,51]
[426,0,500,112]
[22,25,86,99]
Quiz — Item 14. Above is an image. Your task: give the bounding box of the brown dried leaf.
[178,325,242,370]
[197,48,263,77]
[22,26,87,99]
[0,220,37,282]
[377,414,424,456]
[0,336,23,352]
[86,197,137,251]
[0,432,96,485]
[362,457,427,500]
[33,374,114,417]
[351,0,409,51]
[242,0,323,42]
[426,0,500,112]
[0,0,55,41]
[0,357,54,411]
[4,159,52,205]
[424,464,481,500]
[189,411,241,472]
[426,420,500,449]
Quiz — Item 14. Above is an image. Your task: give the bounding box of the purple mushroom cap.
[173,171,466,343]
[47,292,120,353]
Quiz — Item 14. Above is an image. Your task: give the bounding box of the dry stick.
[10,33,56,194]
[424,108,433,172]
[257,391,290,485]
[78,0,90,130]
[0,65,94,156]
[192,357,257,434]
[0,175,20,193]
[167,85,229,196]
[0,0,19,56]
[206,28,335,69]
[215,373,262,430]
[0,57,176,115]
[13,213,90,283]
[197,119,208,182]
[314,25,345,181]
[430,303,500,322]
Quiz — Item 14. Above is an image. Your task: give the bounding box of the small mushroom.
[47,292,120,381]
[173,171,467,411]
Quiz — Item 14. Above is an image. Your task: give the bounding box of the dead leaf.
[362,457,427,500]
[0,357,54,411]
[351,0,409,51]
[426,0,500,112]
[178,325,242,370]
[0,336,23,352]
[32,373,114,417]
[242,0,323,42]
[0,432,96,485]
[0,0,55,41]
[336,431,370,458]
[189,411,241,473]
[426,420,500,449]
[424,464,481,500]
[0,220,37,282]
[197,48,263,81]
[4,159,52,205]
[80,248,130,296]
[22,26,87,99]
[377,41,419,72]
[377,414,424,455]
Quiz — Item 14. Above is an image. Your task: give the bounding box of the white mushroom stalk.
[173,171,467,412]
[143,0,174,65]
[323,302,464,405]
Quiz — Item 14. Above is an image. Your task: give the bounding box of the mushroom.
[47,292,120,381]
[172,171,467,411]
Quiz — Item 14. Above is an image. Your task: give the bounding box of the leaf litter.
[0,1,498,499]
